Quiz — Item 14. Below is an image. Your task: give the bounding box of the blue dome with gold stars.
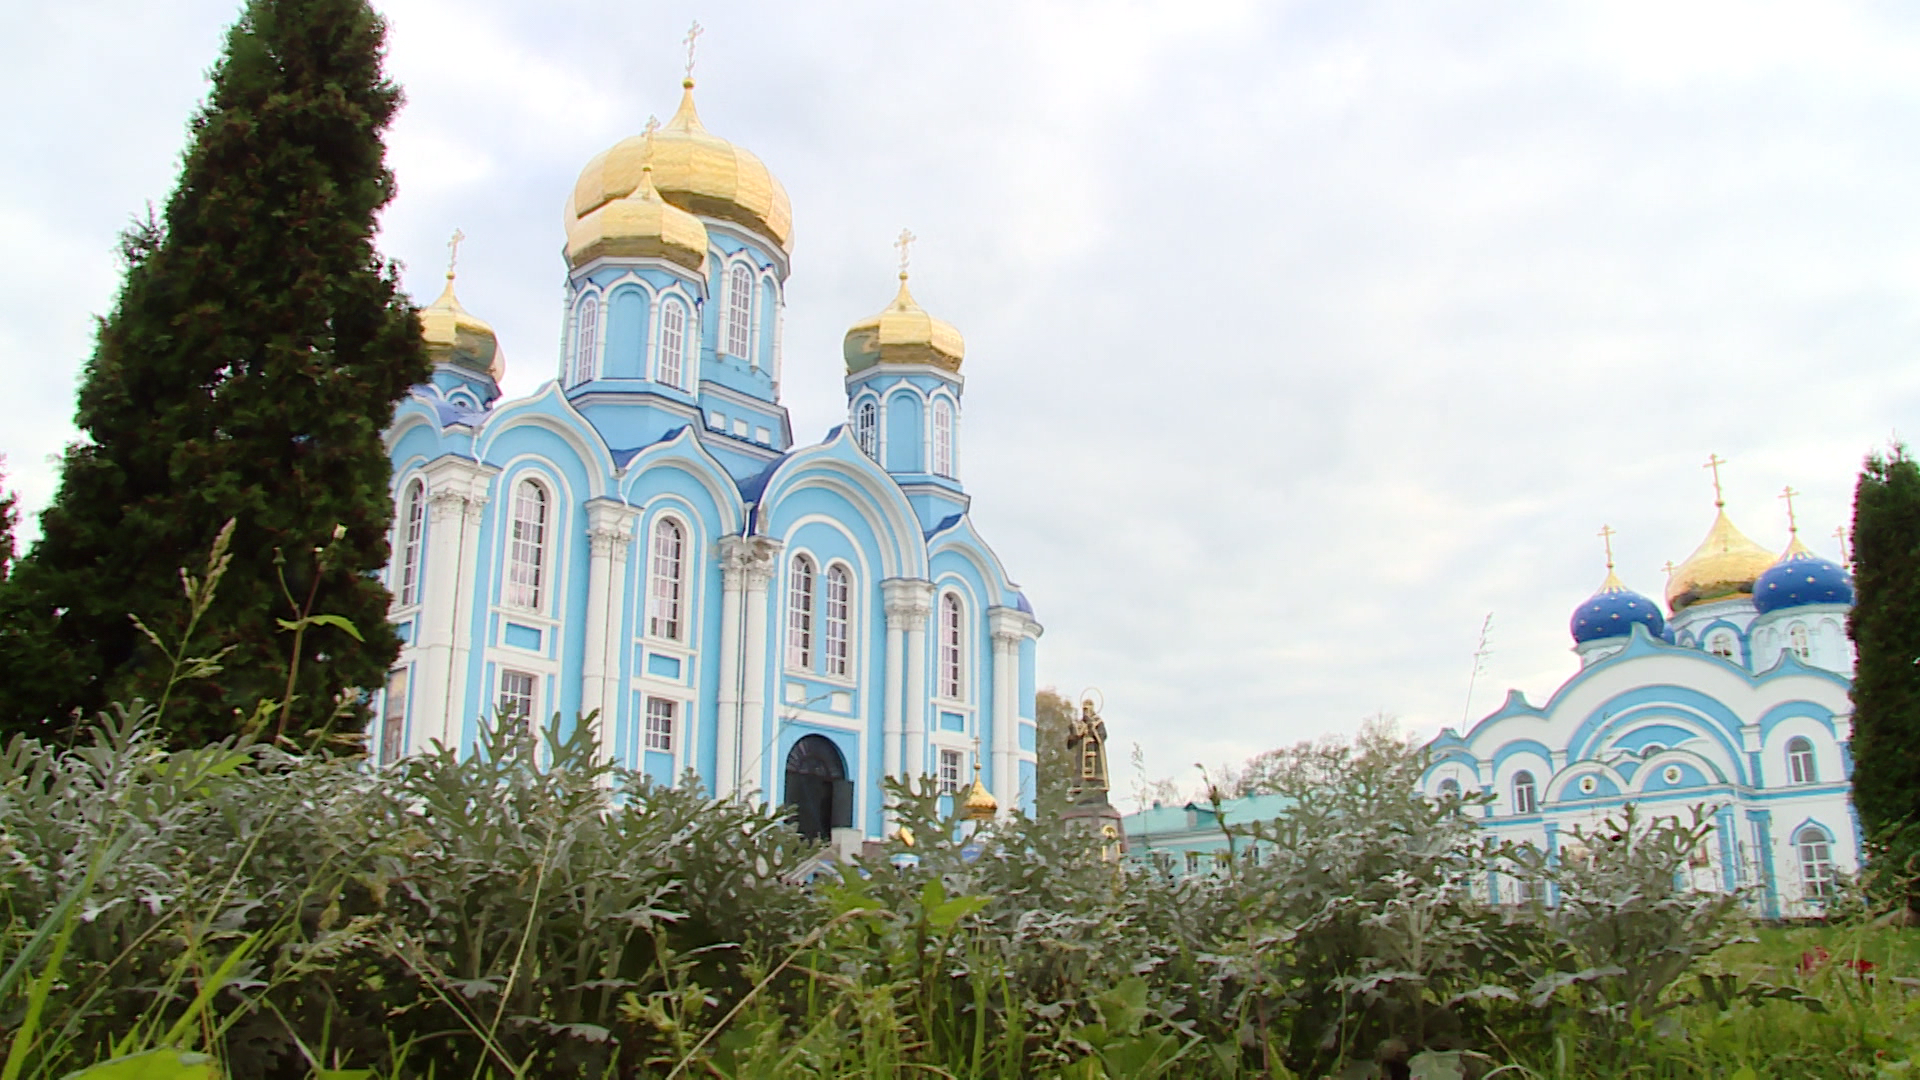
[1754,538,1853,615]
[1571,569,1667,645]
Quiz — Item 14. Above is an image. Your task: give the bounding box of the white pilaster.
[989,607,1025,815]
[887,580,935,790]
[715,540,747,799]
[413,459,492,753]
[737,537,781,796]
[583,500,635,764]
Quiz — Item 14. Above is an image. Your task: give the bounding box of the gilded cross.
[1703,453,1728,507]
[683,21,704,82]
[1597,524,1617,569]
[643,114,660,139]
[895,227,916,277]
[1779,485,1801,535]
[446,228,465,279]
[1834,525,1852,567]
[1661,560,1677,577]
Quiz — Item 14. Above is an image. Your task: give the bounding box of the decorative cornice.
[720,535,783,590]
[882,578,935,629]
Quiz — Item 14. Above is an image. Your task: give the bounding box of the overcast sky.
[5,1,1918,801]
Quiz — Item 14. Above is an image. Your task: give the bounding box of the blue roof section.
[1570,580,1666,644]
[429,398,485,427]
[1120,793,1296,841]
[1755,550,1854,614]
[611,424,697,469]
[1014,591,1034,615]
[928,512,965,539]
[736,454,792,504]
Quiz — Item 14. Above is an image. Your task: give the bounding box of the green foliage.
[0,458,16,586]
[1034,689,1076,805]
[0,0,430,745]
[1849,444,1920,908]
[1,703,1906,1079]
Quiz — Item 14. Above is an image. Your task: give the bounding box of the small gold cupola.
[565,153,709,272]
[1665,455,1775,613]
[844,231,965,373]
[418,230,503,382]
[961,755,999,822]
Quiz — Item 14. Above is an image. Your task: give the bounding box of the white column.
[416,487,468,752]
[989,608,1024,815]
[737,538,780,797]
[583,501,634,765]
[715,539,748,799]
[892,581,934,791]
[448,489,487,747]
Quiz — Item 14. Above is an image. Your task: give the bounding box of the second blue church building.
[376,75,1042,845]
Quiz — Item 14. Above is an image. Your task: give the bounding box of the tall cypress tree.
[1847,444,1920,902]
[0,0,428,745]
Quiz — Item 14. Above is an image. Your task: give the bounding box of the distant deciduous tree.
[1230,713,1419,800]
[1035,688,1076,806]
[1847,445,1920,905]
[0,0,429,745]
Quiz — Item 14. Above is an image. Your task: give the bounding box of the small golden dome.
[418,273,503,382]
[569,81,792,253]
[961,768,999,822]
[566,164,708,272]
[844,274,965,373]
[1665,507,1776,612]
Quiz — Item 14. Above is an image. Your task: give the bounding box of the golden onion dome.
[565,163,708,272]
[844,273,965,373]
[1665,507,1776,613]
[961,762,999,822]
[418,272,503,382]
[569,80,792,253]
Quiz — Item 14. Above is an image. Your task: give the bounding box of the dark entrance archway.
[784,734,854,842]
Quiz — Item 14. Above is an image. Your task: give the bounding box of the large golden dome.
[1665,508,1775,612]
[568,81,792,253]
[844,273,965,373]
[418,273,503,382]
[565,163,708,272]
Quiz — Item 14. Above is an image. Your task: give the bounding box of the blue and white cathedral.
[376,74,1042,844]
[1425,474,1859,917]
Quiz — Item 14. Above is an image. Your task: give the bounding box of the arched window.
[571,295,600,386]
[1787,736,1818,785]
[939,592,964,699]
[505,479,548,609]
[726,264,753,358]
[932,399,954,477]
[787,555,815,669]
[854,399,878,458]
[648,518,685,640]
[1438,778,1461,800]
[397,478,425,606]
[1511,771,1538,815]
[658,299,687,389]
[824,564,852,677]
[1707,631,1736,661]
[1797,826,1835,898]
[1789,623,1811,661]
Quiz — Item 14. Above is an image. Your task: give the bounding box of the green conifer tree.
[0,460,16,585]
[0,0,428,745]
[1847,444,1920,903]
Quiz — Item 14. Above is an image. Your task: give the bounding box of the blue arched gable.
[1757,700,1843,740]
[927,514,1026,611]
[1567,693,1749,785]
[605,285,650,379]
[1786,817,1836,843]
[619,427,747,538]
[473,383,616,496]
[1490,739,1555,772]
[755,433,927,580]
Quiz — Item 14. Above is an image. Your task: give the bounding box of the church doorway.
[783,734,854,841]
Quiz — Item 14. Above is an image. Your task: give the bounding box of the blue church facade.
[375,76,1042,844]
[1425,489,1858,918]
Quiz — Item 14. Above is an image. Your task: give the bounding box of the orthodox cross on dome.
[1780,485,1801,535]
[895,227,916,278]
[1597,524,1617,570]
[446,228,465,281]
[643,114,660,138]
[1662,560,1677,577]
[1703,453,1728,508]
[1834,525,1853,568]
[683,21,703,83]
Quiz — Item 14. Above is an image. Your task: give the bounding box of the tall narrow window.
[854,400,878,458]
[649,518,685,640]
[505,480,548,609]
[1789,623,1811,661]
[938,748,963,795]
[381,667,409,765]
[1511,771,1538,815]
[1787,736,1818,784]
[939,592,963,699]
[572,295,599,386]
[932,399,954,478]
[1797,826,1835,898]
[824,564,851,677]
[787,556,815,669]
[398,479,425,606]
[659,299,687,389]
[644,697,676,753]
[726,264,753,358]
[498,669,536,724]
